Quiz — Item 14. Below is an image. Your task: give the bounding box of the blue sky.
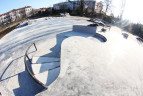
[0,0,65,14]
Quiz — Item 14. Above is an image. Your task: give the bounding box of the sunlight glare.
[123,0,143,23]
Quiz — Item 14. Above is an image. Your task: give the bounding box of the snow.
[0,16,143,96]
[0,16,90,96]
[45,27,143,96]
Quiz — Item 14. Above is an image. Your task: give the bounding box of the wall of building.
[53,1,96,12]
[0,6,32,25]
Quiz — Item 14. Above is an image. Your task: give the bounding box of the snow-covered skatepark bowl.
[0,16,143,96]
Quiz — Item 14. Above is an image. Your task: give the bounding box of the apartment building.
[53,1,96,12]
[0,6,32,25]
[0,13,7,25]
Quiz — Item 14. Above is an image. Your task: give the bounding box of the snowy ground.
[45,27,143,96]
[0,16,90,96]
[0,16,143,96]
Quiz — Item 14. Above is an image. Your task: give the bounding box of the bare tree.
[119,0,126,20]
[104,0,112,14]
[68,0,85,16]
[80,0,85,16]
[60,2,68,13]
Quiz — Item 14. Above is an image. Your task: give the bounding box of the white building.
[0,6,32,25]
[25,6,32,17]
[53,1,96,12]
[9,10,17,22]
[0,14,7,25]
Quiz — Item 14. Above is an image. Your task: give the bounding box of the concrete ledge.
[73,25,97,34]
[92,33,107,42]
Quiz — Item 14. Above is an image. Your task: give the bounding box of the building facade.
[53,1,96,12]
[0,6,32,25]
[95,2,103,14]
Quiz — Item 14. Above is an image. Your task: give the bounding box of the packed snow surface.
[0,16,143,96]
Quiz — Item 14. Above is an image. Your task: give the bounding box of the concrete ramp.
[31,56,60,87]
[32,62,60,74]
[34,67,60,86]
[32,56,60,63]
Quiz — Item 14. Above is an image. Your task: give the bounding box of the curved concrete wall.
[73,25,97,34]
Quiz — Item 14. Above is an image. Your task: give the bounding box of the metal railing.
[24,43,48,88]
[25,43,37,63]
